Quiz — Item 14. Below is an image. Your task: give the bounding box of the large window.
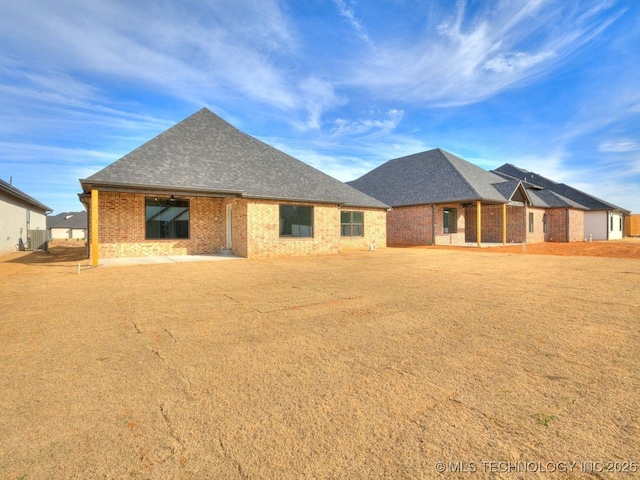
[279,205,313,237]
[341,211,364,237]
[145,197,189,239]
[443,208,457,234]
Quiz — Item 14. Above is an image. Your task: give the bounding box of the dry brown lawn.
[1,245,639,478]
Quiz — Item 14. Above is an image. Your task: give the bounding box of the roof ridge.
[437,149,483,201]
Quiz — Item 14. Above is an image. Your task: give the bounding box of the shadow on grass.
[5,246,89,265]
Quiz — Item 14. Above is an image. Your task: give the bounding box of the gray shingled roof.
[347,149,519,207]
[47,211,87,229]
[525,188,586,209]
[0,178,52,212]
[494,164,629,213]
[80,108,387,209]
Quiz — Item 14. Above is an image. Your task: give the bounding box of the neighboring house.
[47,211,87,240]
[79,108,387,264]
[348,149,530,246]
[348,149,630,246]
[0,178,52,256]
[493,164,630,241]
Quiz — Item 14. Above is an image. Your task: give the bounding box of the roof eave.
[79,179,247,198]
[242,193,388,209]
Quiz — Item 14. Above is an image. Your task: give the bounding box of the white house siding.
[71,228,86,239]
[609,212,624,240]
[583,211,607,241]
[0,191,47,256]
[50,227,85,240]
[50,227,68,239]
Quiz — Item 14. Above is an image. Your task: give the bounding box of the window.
[610,215,614,231]
[145,197,189,239]
[620,216,623,232]
[279,205,313,237]
[542,214,547,234]
[341,211,364,237]
[443,208,457,234]
[529,212,534,233]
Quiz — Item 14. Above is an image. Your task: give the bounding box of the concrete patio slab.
[99,254,242,267]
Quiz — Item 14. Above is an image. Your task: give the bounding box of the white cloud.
[349,0,624,105]
[296,77,343,130]
[599,139,640,153]
[333,0,372,44]
[484,51,554,74]
[0,0,303,113]
[330,109,404,137]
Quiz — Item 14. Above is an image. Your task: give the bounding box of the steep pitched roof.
[80,108,386,209]
[494,164,629,213]
[47,211,87,229]
[0,178,52,212]
[347,148,518,207]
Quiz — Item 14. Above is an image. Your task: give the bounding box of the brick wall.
[245,199,387,258]
[434,204,466,245]
[544,208,585,242]
[338,208,387,251]
[545,208,567,242]
[95,191,227,258]
[568,209,584,242]
[526,207,546,244]
[227,198,248,258]
[387,205,434,245]
[91,191,386,259]
[465,204,526,243]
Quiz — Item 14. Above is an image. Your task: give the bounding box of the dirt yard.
[1,244,638,478]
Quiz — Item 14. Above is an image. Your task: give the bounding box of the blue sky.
[1,0,639,213]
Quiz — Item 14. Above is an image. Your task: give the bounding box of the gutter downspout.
[606,211,610,240]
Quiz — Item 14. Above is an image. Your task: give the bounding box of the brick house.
[348,149,531,246]
[348,149,630,246]
[494,164,630,241]
[79,109,387,264]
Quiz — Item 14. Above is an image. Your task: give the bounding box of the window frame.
[145,197,190,240]
[340,210,364,237]
[279,205,314,238]
[528,212,534,233]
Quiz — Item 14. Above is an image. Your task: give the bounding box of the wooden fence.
[626,215,640,237]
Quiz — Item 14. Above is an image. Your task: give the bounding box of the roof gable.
[81,108,387,209]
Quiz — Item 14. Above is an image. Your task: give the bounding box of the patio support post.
[476,200,482,247]
[502,203,507,245]
[91,189,99,266]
